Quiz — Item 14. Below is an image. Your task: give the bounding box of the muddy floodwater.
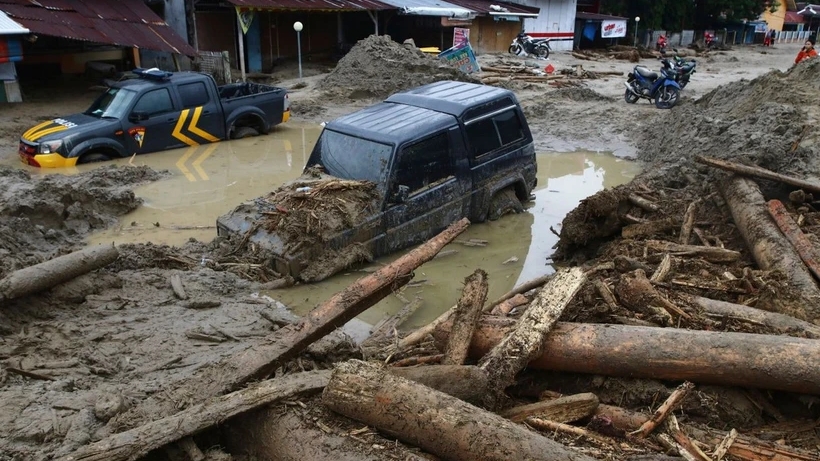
[17,124,641,327]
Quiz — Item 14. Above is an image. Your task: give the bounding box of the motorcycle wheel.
[624,88,639,104]
[509,44,522,55]
[655,86,680,109]
[536,44,550,59]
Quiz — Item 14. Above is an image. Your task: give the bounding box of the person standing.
[795,40,818,64]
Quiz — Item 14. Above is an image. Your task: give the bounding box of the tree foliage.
[601,0,773,30]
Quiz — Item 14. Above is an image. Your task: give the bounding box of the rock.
[94,393,126,422]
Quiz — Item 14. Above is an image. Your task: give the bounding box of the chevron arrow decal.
[172,107,220,146]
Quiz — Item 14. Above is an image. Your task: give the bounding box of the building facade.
[510,0,578,51]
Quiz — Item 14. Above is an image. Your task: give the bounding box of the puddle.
[62,126,642,328]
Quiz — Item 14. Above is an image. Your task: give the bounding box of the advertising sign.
[439,42,481,74]
[601,19,627,38]
[453,27,470,47]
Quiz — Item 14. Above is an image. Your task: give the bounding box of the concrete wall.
[511,0,577,51]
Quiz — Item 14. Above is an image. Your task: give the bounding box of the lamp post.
[634,16,641,47]
[293,21,303,80]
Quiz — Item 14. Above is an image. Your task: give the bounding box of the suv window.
[178,82,209,108]
[395,133,452,193]
[465,108,525,157]
[133,88,174,116]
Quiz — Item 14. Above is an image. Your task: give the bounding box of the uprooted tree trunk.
[722,177,820,324]
[0,244,119,302]
[322,360,595,461]
[107,218,471,432]
[443,269,488,365]
[434,318,820,394]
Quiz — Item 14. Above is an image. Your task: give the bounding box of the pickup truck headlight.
[38,140,63,154]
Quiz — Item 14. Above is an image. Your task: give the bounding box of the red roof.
[0,0,197,56]
[785,11,805,23]
[228,0,395,10]
[445,0,539,16]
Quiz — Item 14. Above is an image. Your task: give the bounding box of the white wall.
[510,0,577,51]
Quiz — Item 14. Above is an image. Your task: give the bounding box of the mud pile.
[319,34,479,100]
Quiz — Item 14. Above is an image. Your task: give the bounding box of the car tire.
[487,187,523,221]
[78,152,111,164]
[233,126,259,139]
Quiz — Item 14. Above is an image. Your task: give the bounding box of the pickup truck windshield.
[309,129,392,183]
[85,87,138,119]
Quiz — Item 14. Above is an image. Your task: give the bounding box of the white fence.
[647,29,813,47]
[774,30,814,43]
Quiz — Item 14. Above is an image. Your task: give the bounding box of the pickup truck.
[19,68,289,168]
[217,80,537,281]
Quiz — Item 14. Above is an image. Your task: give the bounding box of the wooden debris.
[484,274,552,313]
[631,381,695,438]
[0,244,119,302]
[628,193,660,212]
[767,199,820,281]
[621,217,678,239]
[692,296,820,338]
[499,393,599,423]
[696,155,820,194]
[390,365,488,404]
[593,279,619,309]
[322,360,595,461]
[679,201,698,244]
[389,354,443,367]
[169,274,188,300]
[362,297,422,348]
[489,293,528,316]
[443,269,489,366]
[615,270,689,322]
[650,254,673,283]
[645,240,741,263]
[527,417,619,447]
[712,429,738,461]
[478,267,586,408]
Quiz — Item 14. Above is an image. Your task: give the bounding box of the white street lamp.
[294,21,304,80]
[634,16,641,47]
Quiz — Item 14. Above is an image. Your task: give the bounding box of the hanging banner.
[453,27,470,47]
[601,19,627,38]
[236,7,255,35]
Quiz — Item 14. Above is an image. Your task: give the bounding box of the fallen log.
[645,240,740,263]
[490,293,529,315]
[767,199,820,281]
[108,219,470,431]
[484,274,552,313]
[443,269,488,365]
[615,270,688,322]
[362,297,422,348]
[696,155,820,194]
[628,193,660,212]
[478,267,585,408]
[621,217,678,239]
[722,177,820,323]
[0,244,119,302]
[499,392,599,423]
[322,360,595,461]
[390,365,488,404]
[691,296,820,339]
[59,371,331,461]
[679,201,698,244]
[433,318,820,394]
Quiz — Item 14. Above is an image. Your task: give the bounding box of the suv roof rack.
[133,67,173,81]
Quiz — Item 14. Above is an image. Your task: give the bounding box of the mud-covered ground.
[1,37,818,460]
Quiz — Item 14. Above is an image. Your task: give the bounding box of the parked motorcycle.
[661,49,696,89]
[624,60,682,109]
[509,31,551,59]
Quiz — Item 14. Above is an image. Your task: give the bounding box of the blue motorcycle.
[624,60,681,109]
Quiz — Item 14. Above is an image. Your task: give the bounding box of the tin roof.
[0,0,197,55]
[576,11,628,21]
[445,0,539,17]
[785,11,806,23]
[378,0,472,17]
[228,0,395,11]
[0,9,27,34]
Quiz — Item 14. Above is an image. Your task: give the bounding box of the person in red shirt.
[795,40,818,64]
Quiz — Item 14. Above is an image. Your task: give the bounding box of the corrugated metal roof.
[0,0,197,55]
[785,11,805,23]
[576,11,627,21]
[0,9,27,34]
[227,0,395,11]
[378,0,472,17]
[445,0,539,17]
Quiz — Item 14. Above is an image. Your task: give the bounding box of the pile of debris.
[480,58,622,87]
[571,45,681,63]
[318,34,479,100]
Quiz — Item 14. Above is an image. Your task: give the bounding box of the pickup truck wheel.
[487,187,524,221]
[78,152,111,164]
[233,126,259,139]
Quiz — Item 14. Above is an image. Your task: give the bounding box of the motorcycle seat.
[635,66,659,80]
[680,63,696,72]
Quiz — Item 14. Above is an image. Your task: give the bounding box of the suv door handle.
[203,110,211,114]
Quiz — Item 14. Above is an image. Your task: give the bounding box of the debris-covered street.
[1,34,820,461]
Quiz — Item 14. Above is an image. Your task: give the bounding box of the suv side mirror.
[392,185,410,204]
[129,111,149,123]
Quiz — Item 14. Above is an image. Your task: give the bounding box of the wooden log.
[478,267,585,408]
[362,297,422,348]
[322,360,595,461]
[484,274,552,313]
[391,364,488,404]
[443,269,489,365]
[389,354,443,367]
[527,418,618,447]
[490,293,529,315]
[59,371,330,461]
[722,177,820,323]
[621,217,678,239]
[691,296,820,339]
[499,393,599,423]
[645,240,740,263]
[631,382,694,438]
[680,202,698,244]
[615,270,688,322]
[0,244,119,302]
[109,219,470,430]
[767,199,820,281]
[695,155,820,194]
[650,254,673,283]
[433,318,820,394]
[629,193,660,212]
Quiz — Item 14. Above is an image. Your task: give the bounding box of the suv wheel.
[78,152,111,164]
[487,187,523,221]
[233,126,259,139]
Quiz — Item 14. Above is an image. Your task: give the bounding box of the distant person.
[795,40,818,64]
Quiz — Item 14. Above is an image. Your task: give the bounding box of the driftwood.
[767,199,820,281]
[680,201,698,244]
[631,381,695,438]
[499,393,599,423]
[645,240,741,263]
[109,219,470,430]
[696,155,820,194]
[169,274,188,300]
[692,296,820,338]
[59,371,331,461]
[478,267,585,408]
[490,293,529,315]
[0,244,119,302]
[322,360,595,461]
[484,274,552,312]
[434,318,820,394]
[527,417,618,447]
[615,269,689,322]
[443,269,488,365]
[390,365,488,404]
[628,193,660,212]
[722,177,820,323]
[621,217,678,239]
[363,297,422,348]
